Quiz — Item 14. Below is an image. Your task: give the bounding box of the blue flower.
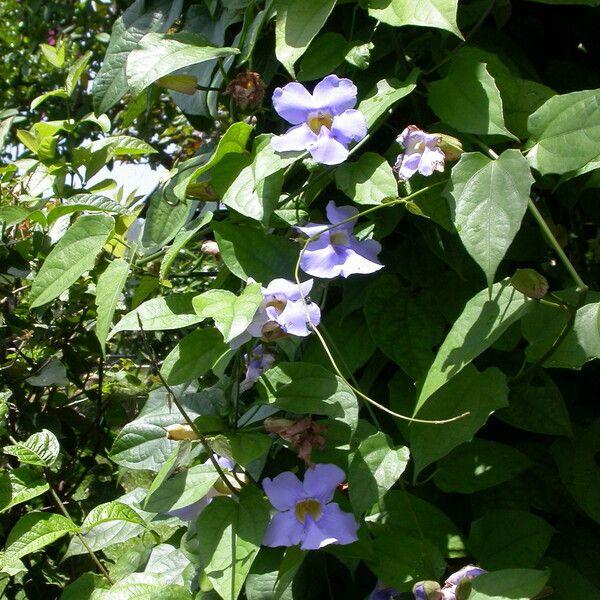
[271,75,367,165]
[262,464,359,550]
[394,125,445,181]
[296,201,383,279]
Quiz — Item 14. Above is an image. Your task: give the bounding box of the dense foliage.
[1,0,600,599]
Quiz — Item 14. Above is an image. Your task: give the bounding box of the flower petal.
[246,306,270,338]
[263,511,304,547]
[312,75,357,115]
[263,472,304,511]
[277,297,320,337]
[229,329,253,350]
[303,463,345,503]
[273,82,314,124]
[394,152,421,181]
[296,223,329,239]
[307,128,349,165]
[300,243,345,279]
[272,123,316,153]
[325,201,358,228]
[300,503,359,550]
[418,146,445,176]
[339,239,383,278]
[331,109,367,145]
[263,278,313,301]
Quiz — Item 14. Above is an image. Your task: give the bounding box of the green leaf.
[192,283,262,343]
[160,328,228,385]
[46,193,127,225]
[160,212,213,279]
[358,71,419,129]
[428,57,515,138]
[95,258,129,355]
[497,373,572,436]
[65,490,150,557]
[366,490,466,558]
[274,0,336,77]
[212,221,299,282]
[142,195,196,249]
[26,358,68,387]
[210,433,273,468]
[367,532,445,592]
[66,51,93,96]
[109,293,203,338]
[445,150,534,287]
[82,501,146,533]
[86,135,157,157]
[179,122,253,199]
[196,486,270,600]
[433,439,533,493]
[297,32,349,82]
[0,205,32,227]
[220,135,303,224]
[349,432,409,515]
[109,423,172,471]
[29,214,114,308]
[552,419,600,525]
[542,301,600,368]
[3,429,60,467]
[365,275,445,381]
[144,463,219,513]
[30,88,69,110]
[416,280,532,412]
[335,152,397,206]
[468,569,550,600]
[126,31,239,97]
[92,573,193,600]
[259,362,359,433]
[468,509,555,569]
[1,513,78,567]
[110,386,215,470]
[368,0,462,38]
[527,89,600,175]
[93,0,183,114]
[0,468,50,513]
[410,366,509,475]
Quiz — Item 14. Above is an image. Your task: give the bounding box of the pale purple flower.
[296,201,383,279]
[262,464,359,550]
[412,566,486,600]
[166,456,235,522]
[230,278,321,349]
[370,582,399,600]
[443,565,486,590]
[240,344,276,392]
[271,75,367,165]
[394,125,445,181]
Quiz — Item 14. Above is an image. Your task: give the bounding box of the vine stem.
[136,315,240,497]
[293,184,469,425]
[48,487,114,585]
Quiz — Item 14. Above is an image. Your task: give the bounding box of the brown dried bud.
[225,71,266,110]
[201,240,221,261]
[265,416,327,466]
[165,424,199,440]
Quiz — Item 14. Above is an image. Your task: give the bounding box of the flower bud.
[165,424,199,440]
[511,268,549,299]
[412,581,443,600]
[225,71,266,110]
[201,240,221,261]
[438,134,463,161]
[156,75,198,95]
